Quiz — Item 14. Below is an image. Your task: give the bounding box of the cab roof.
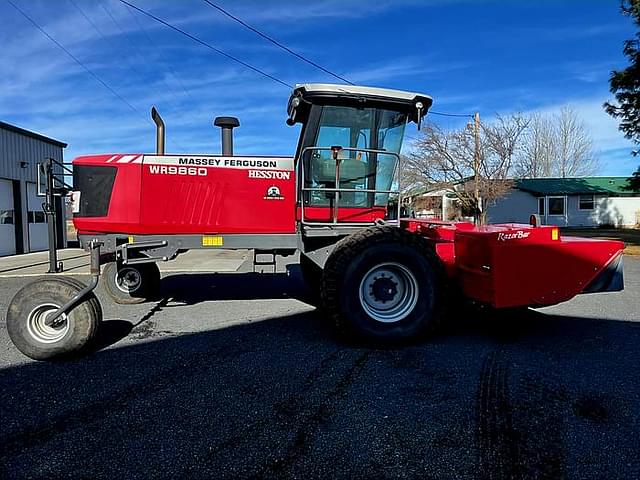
[288,83,433,125]
[295,83,433,107]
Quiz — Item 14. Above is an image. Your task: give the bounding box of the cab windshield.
[303,105,407,208]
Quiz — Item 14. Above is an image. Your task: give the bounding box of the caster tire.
[6,277,102,360]
[102,262,161,304]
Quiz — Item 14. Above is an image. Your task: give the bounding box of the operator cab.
[287,84,432,224]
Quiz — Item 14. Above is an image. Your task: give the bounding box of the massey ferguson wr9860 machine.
[6,84,625,360]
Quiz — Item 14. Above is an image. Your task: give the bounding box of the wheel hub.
[369,274,399,303]
[26,303,69,344]
[359,262,419,323]
[115,267,142,294]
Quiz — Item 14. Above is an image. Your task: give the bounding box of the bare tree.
[405,113,529,224]
[515,113,555,178]
[515,107,599,178]
[555,107,599,177]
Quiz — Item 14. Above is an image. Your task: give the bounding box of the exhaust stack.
[214,116,240,156]
[151,107,165,155]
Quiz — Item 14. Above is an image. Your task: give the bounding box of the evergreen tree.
[606,0,640,142]
[605,1,640,190]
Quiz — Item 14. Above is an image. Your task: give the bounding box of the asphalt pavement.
[0,257,639,479]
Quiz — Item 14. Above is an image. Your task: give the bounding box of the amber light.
[551,228,559,241]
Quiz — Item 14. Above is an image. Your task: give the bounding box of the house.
[402,177,476,221]
[488,177,640,228]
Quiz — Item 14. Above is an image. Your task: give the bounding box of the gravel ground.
[0,257,639,479]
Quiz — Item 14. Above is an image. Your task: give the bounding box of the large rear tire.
[6,277,102,360]
[321,226,444,343]
[102,262,161,304]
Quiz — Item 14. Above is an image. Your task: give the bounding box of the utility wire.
[200,0,353,85]
[68,0,108,39]
[6,0,149,123]
[121,1,194,101]
[68,0,186,150]
[429,111,474,118]
[68,0,159,94]
[123,0,473,118]
[119,0,292,89]
[99,0,186,105]
[199,0,473,118]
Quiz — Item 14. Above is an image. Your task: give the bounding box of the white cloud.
[345,57,473,84]
[522,23,627,42]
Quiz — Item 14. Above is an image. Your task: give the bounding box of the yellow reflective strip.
[202,235,224,247]
[128,236,134,244]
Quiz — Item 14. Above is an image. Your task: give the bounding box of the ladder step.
[253,250,276,266]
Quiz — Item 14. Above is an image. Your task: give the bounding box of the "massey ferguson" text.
[177,158,278,168]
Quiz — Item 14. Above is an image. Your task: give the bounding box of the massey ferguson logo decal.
[145,155,294,170]
[497,230,531,241]
[178,158,279,168]
[264,186,284,200]
[145,156,294,177]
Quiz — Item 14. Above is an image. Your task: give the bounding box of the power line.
[429,111,474,118]
[99,0,186,105]
[68,0,107,39]
[121,1,194,101]
[68,0,186,150]
[122,0,472,119]
[6,0,148,123]
[200,0,353,85]
[68,0,157,92]
[119,0,292,89]
[199,1,473,119]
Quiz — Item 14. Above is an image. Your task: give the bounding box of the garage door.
[27,182,48,252]
[0,178,16,256]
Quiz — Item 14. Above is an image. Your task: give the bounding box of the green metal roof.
[515,177,637,196]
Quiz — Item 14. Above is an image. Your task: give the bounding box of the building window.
[579,194,594,210]
[548,196,565,216]
[0,209,14,225]
[28,211,46,223]
[538,197,545,216]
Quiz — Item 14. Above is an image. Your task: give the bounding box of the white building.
[489,177,640,228]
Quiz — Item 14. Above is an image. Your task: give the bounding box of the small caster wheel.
[102,262,161,304]
[6,277,102,360]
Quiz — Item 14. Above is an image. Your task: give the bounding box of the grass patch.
[562,228,640,256]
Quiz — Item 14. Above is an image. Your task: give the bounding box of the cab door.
[300,105,406,223]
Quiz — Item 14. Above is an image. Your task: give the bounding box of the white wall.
[591,196,640,227]
[552,195,640,227]
[488,190,640,227]
[486,190,538,224]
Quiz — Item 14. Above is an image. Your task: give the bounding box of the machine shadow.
[157,265,314,305]
[2,305,640,478]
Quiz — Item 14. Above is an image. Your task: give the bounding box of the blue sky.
[0,0,636,175]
